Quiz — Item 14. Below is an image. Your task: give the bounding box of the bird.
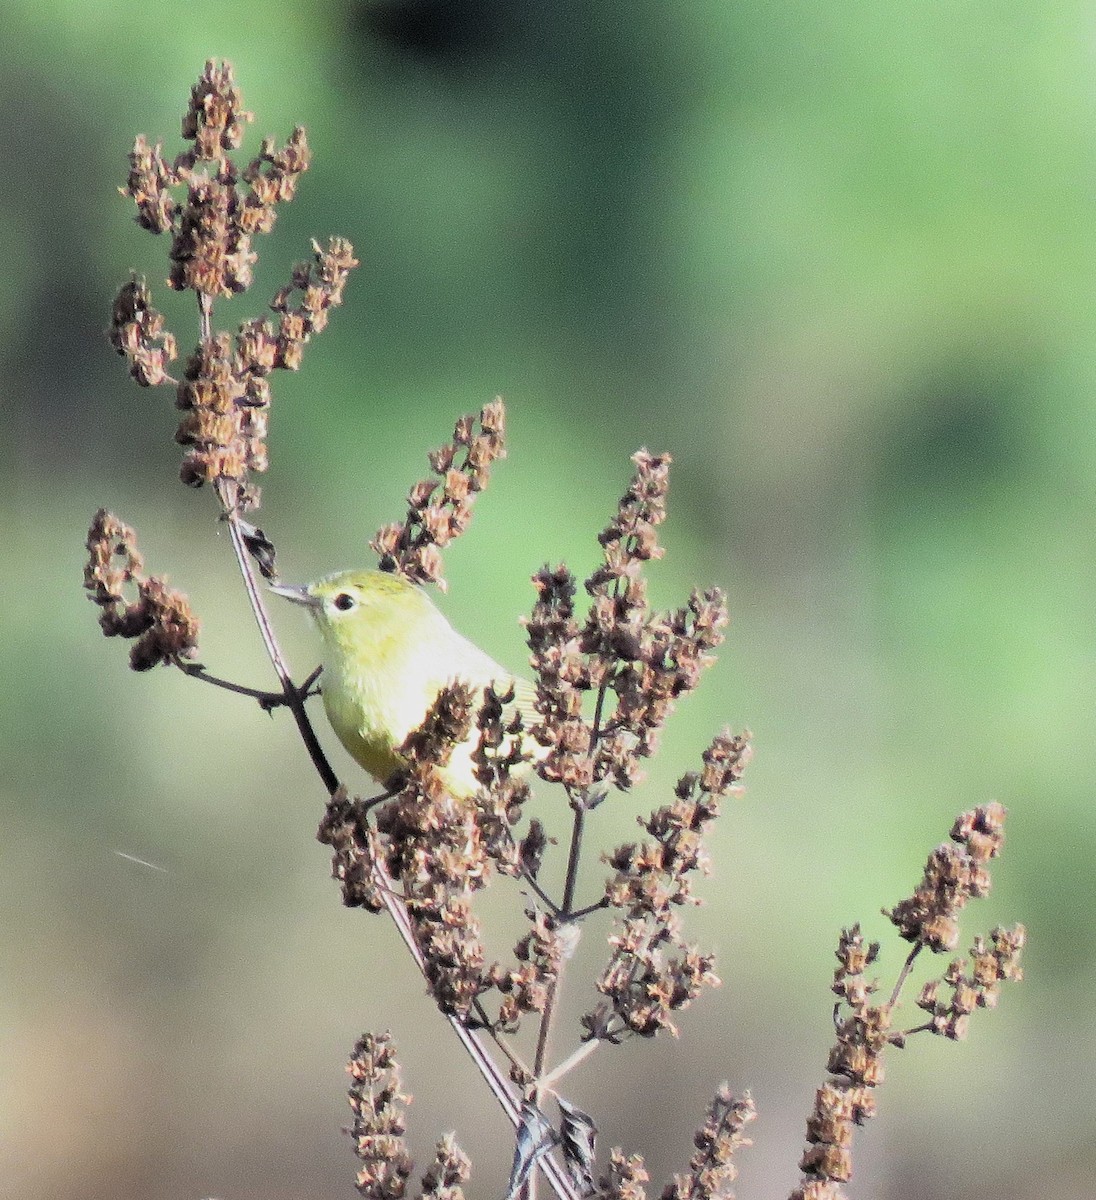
[270,569,539,798]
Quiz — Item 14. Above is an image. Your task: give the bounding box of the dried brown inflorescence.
[492,909,567,1033]
[419,1133,472,1200]
[83,509,199,671]
[789,805,1024,1200]
[585,731,751,1040]
[916,923,1026,1040]
[109,276,177,387]
[269,235,358,364]
[371,399,508,590]
[172,236,356,505]
[884,802,1007,952]
[146,59,305,297]
[374,685,495,1018]
[598,1151,651,1200]
[791,926,887,1200]
[661,1086,756,1200]
[109,59,356,511]
[317,786,389,913]
[527,451,729,797]
[346,1032,415,1200]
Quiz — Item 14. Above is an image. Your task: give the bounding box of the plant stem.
[177,661,288,705]
[368,845,580,1200]
[888,944,922,1011]
[567,897,609,922]
[216,479,340,795]
[210,482,575,1197]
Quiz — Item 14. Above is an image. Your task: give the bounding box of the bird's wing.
[506,676,542,730]
[436,629,545,739]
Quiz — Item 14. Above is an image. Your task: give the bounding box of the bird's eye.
[333,592,356,612]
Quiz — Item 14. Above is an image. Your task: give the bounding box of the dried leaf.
[237,519,278,580]
[557,1097,597,1196]
[505,1100,557,1200]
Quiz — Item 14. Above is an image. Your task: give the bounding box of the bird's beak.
[269,582,320,609]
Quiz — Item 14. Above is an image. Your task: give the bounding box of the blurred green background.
[3,1,1092,1197]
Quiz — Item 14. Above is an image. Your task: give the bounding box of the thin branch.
[468,996,534,1080]
[366,847,580,1200]
[521,871,561,917]
[887,943,923,1011]
[894,1021,935,1039]
[215,482,341,795]
[177,661,296,707]
[566,897,610,922]
[535,1038,601,1094]
[532,978,560,1082]
[197,290,213,342]
[559,805,588,919]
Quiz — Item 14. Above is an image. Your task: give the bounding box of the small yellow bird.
[271,569,539,798]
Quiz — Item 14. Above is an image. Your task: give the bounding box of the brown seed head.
[345,1032,414,1200]
[420,1133,471,1200]
[181,59,252,161]
[885,804,1009,950]
[660,1086,755,1200]
[84,509,199,670]
[109,276,178,387]
[599,1150,649,1200]
[370,399,506,589]
[124,135,178,233]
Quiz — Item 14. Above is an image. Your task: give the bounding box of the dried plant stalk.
[789,805,1025,1200]
[90,59,1026,1200]
[371,398,507,589]
[84,508,199,670]
[110,58,356,512]
[347,1032,414,1200]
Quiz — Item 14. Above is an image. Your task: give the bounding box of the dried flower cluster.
[371,399,508,589]
[598,1151,651,1200]
[420,1133,472,1200]
[916,924,1026,1040]
[586,732,750,1039]
[526,451,728,796]
[662,1086,757,1200]
[124,59,307,296]
[268,236,359,366]
[84,508,199,670]
[885,802,1007,951]
[792,926,887,1200]
[172,234,357,502]
[790,806,1023,1200]
[469,683,539,877]
[110,59,356,509]
[346,1032,414,1200]
[586,1087,753,1200]
[365,685,566,1032]
[524,564,590,786]
[375,685,494,1018]
[492,909,567,1033]
[174,331,263,492]
[317,787,389,913]
[109,277,178,387]
[314,688,559,1036]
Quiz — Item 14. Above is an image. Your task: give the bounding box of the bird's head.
[271,569,434,659]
